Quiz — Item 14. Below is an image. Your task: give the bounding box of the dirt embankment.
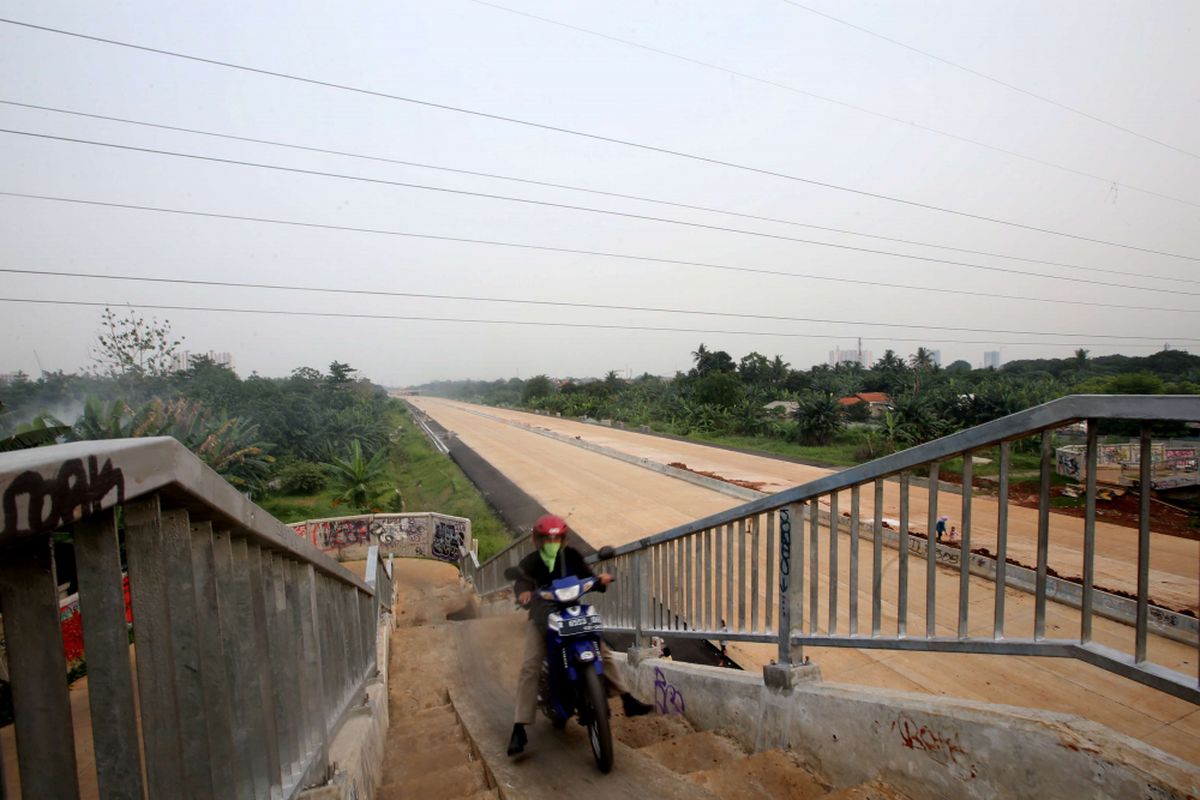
[667,462,767,493]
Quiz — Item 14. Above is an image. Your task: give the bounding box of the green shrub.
[278,461,327,495]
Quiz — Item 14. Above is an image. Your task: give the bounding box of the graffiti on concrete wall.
[2,455,125,537]
[1165,449,1197,471]
[653,667,686,716]
[892,714,975,780]
[288,513,471,563]
[431,517,467,562]
[1056,451,1080,478]
[372,516,428,559]
[326,518,371,549]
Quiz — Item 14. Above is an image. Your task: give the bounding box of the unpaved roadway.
[409,397,1200,765]
[418,398,1197,613]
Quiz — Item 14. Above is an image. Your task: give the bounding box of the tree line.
[0,310,398,510]
[420,345,1199,460]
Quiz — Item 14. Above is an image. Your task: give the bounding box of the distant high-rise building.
[172,350,237,374]
[829,347,873,367]
[928,349,942,368]
[983,350,1002,369]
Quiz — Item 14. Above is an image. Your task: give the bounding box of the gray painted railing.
[0,437,390,800]
[462,531,537,599]
[471,395,1200,704]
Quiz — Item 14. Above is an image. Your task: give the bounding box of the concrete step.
[387,723,465,759]
[391,690,456,718]
[612,711,697,749]
[384,737,473,781]
[689,749,829,800]
[379,760,487,798]
[821,780,910,800]
[405,705,456,729]
[637,730,746,775]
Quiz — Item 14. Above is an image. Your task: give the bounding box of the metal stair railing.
[0,437,387,800]
[463,530,538,598]
[562,395,1199,703]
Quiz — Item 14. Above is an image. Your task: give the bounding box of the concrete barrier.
[289,512,474,564]
[617,654,1200,799]
[299,601,394,799]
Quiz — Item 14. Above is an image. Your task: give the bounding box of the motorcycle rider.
[508,513,653,756]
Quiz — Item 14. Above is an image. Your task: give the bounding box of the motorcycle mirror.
[596,545,616,561]
[503,566,522,580]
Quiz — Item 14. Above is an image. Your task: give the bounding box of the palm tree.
[874,350,905,372]
[792,392,844,446]
[889,393,943,445]
[909,348,935,391]
[909,347,935,372]
[324,440,391,513]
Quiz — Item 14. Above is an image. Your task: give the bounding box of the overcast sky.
[2,0,1198,386]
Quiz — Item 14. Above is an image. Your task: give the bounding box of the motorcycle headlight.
[554,584,581,602]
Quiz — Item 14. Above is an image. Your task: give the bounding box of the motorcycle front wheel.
[582,667,614,773]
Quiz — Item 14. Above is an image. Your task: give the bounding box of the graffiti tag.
[2,456,125,537]
[431,518,465,561]
[653,667,686,716]
[892,715,975,779]
[322,518,371,549]
[1056,451,1080,478]
[779,507,791,593]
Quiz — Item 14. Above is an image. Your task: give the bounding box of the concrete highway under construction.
[408,396,1200,766]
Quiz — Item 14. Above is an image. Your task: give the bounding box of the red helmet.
[532,513,568,540]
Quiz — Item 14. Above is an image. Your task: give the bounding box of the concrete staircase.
[613,712,909,800]
[377,701,496,800]
[376,562,501,800]
[375,559,907,800]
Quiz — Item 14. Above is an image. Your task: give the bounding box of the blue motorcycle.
[505,563,615,772]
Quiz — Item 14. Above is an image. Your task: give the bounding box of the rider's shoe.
[621,693,653,717]
[507,723,528,756]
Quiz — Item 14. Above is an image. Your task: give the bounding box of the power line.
[463,0,1199,209]
[7,98,1194,286]
[8,266,1193,342]
[1,16,1196,262]
[0,296,1173,349]
[4,190,1198,316]
[5,127,1196,297]
[777,0,1200,162]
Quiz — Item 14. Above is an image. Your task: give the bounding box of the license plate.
[562,615,601,633]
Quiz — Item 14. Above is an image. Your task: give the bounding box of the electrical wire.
[7,266,1193,342]
[777,0,1200,161]
[1,16,1196,261]
[0,297,1173,348]
[4,190,1198,315]
[4,127,1195,297]
[6,98,1195,286]
[463,0,1199,209]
